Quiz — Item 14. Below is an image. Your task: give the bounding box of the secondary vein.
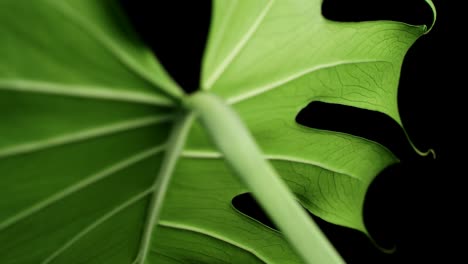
[203,0,274,90]
[41,188,153,264]
[0,145,165,231]
[158,221,268,264]
[227,60,383,105]
[133,113,195,264]
[0,115,173,159]
[181,150,361,181]
[0,79,174,106]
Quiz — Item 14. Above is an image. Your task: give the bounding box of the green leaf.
[0,0,184,263]
[0,0,435,263]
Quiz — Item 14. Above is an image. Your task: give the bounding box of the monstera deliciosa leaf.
[0,0,435,263]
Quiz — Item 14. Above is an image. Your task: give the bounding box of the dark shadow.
[296,101,417,160]
[120,0,212,93]
[232,193,278,231]
[322,0,433,26]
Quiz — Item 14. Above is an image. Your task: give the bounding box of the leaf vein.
[0,79,174,106]
[227,60,385,105]
[45,0,181,99]
[0,145,165,231]
[0,115,174,159]
[204,0,274,90]
[158,221,268,264]
[41,188,153,264]
[181,150,362,182]
[134,114,195,264]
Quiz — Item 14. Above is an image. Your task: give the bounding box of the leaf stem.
[184,92,345,264]
[135,112,195,263]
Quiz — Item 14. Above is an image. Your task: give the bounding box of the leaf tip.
[370,237,398,255]
[423,0,437,34]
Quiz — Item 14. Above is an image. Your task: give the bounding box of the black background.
[120,0,458,263]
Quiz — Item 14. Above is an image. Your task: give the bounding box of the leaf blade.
[0,0,436,263]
